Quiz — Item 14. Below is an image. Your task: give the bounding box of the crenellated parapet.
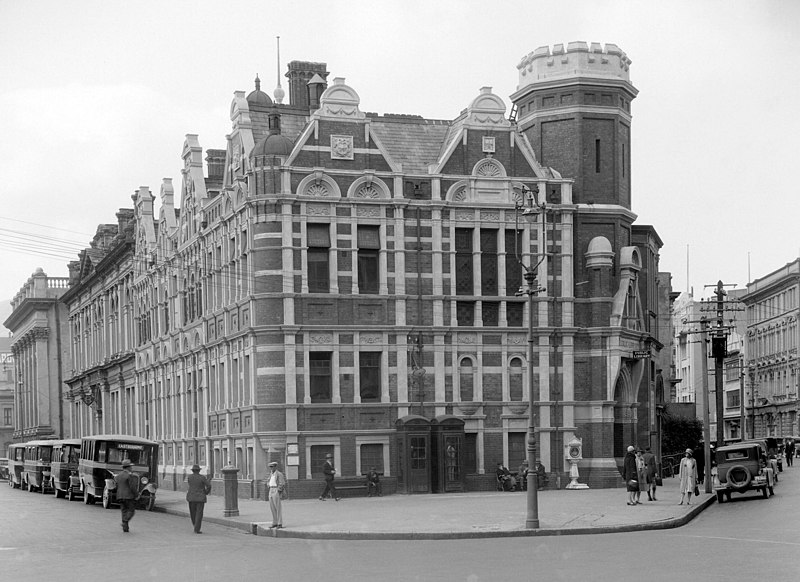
[516,41,632,89]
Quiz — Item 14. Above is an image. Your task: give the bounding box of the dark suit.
[320,460,338,499]
[114,468,139,531]
[186,471,212,533]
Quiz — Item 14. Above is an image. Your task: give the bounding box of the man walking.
[186,464,212,534]
[115,459,139,532]
[267,461,287,528]
[319,453,340,501]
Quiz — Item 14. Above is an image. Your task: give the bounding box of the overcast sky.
[1,0,799,319]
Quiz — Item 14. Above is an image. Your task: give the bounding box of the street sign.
[632,350,650,359]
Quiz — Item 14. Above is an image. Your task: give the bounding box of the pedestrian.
[266,461,287,528]
[495,462,516,491]
[678,448,698,505]
[621,445,638,506]
[114,458,139,533]
[643,446,657,501]
[366,466,382,497]
[517,459,529,491]
[319,453,340,501]
[186,463,212,534]
[786,439,795,467]
[635,449,647,503]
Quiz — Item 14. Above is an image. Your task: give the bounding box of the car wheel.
[143,493,155,511]
[716,491,724,503]
[725,464,752,490]
[102,485,113,509]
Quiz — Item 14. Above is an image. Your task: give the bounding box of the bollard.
[221,464,240,517]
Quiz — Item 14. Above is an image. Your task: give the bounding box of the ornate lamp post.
[517,185,547,529]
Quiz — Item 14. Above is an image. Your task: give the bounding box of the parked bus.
[50,438,82,500]
[22,440,56,493]
[6,443,25,488]
[78,435,159,510]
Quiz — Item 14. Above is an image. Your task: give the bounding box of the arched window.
[459,357,474,402]
[509,357,523,401]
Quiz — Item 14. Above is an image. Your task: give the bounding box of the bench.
[333,477,368,497]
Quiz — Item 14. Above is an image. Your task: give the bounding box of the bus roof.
[80,434,158,446]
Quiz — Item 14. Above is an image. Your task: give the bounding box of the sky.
[1,0,799,324]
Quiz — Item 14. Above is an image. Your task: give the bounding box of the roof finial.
[274,36,285,104]
[254,74,261,91]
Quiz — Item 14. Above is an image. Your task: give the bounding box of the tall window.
[459,357,474,401]
[509,432,526,469]
[357,226,380,294]
[482,302,499,326]
[359,351,381,402]
[505,230,522,295]
[310,352,332,403]
[509,357,523,401]
[307,224,331,293]
[480,229,498,295]
[3,407,11,425]
[455,228,473,295]
[456,301,475,326]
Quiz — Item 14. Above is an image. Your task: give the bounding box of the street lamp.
[516,185,547,529]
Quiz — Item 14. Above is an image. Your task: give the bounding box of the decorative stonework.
[360,333,382,344]
[330,135,354,160]
[354,185,379,198]
[482,136,496,153]
[306,203,330,216]
[306,183,330,197]
[458,334,477,344]
[453,186,468,202]
[480,211,500,221]
[356,206,380,218]
[456,211,474,221]
[309,333,333,344]
[508,334,526,345]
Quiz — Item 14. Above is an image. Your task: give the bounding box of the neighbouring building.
[3,269,71,440]
[0,337,15,451]
[61,210,138,439]
[742,258,800,437]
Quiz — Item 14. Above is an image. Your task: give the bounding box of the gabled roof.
[368,117,451,175]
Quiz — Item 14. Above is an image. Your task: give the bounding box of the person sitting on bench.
[496,463,516,491]
[366,467,382,497]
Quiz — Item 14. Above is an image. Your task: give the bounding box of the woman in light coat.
[678,448,698,505]
[635,449,647,504]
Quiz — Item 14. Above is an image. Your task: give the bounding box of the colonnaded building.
[7,42,671,497]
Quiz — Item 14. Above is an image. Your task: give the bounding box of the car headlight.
[141,477,149,485]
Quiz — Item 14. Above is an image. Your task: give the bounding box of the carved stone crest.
[330,135,354,160]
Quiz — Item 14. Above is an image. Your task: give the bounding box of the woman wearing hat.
[186,464,212,534]
[678,448,698,505]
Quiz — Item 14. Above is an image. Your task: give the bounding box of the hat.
[121,459,132,468]
[685,448,693,454]
[326,453,333,458]
[268,461,278,467]
[626,446,634,452]
[191,464,201,472]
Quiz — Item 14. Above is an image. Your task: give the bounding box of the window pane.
[509,432,526,469]
[509,357,523,401]
[455,228,473,295]
[483,302,498,326]
[359,352,381,402]
[358,251,379,294]
[307,224,331,247]
[308,249,329,293]
[310,445,334,479]
[457,301,474,326]
[360,443,383,473]
[310,352,332,403]
[505,230,522,295]
[357,226,380,249]
[480,229,498,295]
[507,303,524,327]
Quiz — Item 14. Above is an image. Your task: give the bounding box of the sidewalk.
[152,476,716,540]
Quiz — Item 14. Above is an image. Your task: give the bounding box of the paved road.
[0,468,798,581]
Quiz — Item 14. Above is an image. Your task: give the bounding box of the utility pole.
[699,318,712,493]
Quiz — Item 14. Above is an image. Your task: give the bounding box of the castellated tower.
[511,42,636,208]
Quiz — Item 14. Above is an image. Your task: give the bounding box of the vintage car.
[0,457,8,480]
[6,444,25,488]
[715,442,774,503]
[22,440,56,493]
[78,435,159,510]
[50,439,82,500]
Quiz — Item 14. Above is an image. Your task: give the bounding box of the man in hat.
[114,459,139,532]
[319,453,340,501]
[266,461,287,528]
[186,464,212,534]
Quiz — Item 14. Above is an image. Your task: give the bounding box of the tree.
[661,414,703,456]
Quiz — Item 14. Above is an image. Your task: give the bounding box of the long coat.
[678,456,698,494]
[635,455,648,491]
[186,472,212,503]
[643,451,657,483]
[621,451,637,482]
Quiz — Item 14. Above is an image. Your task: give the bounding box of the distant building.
[3,269,71,440]
[742,258,800,437]
[0,337,15,451]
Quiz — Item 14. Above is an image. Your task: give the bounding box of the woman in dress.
[622,445,638,506]
[678,448,698,505]
[635,449,648,504]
